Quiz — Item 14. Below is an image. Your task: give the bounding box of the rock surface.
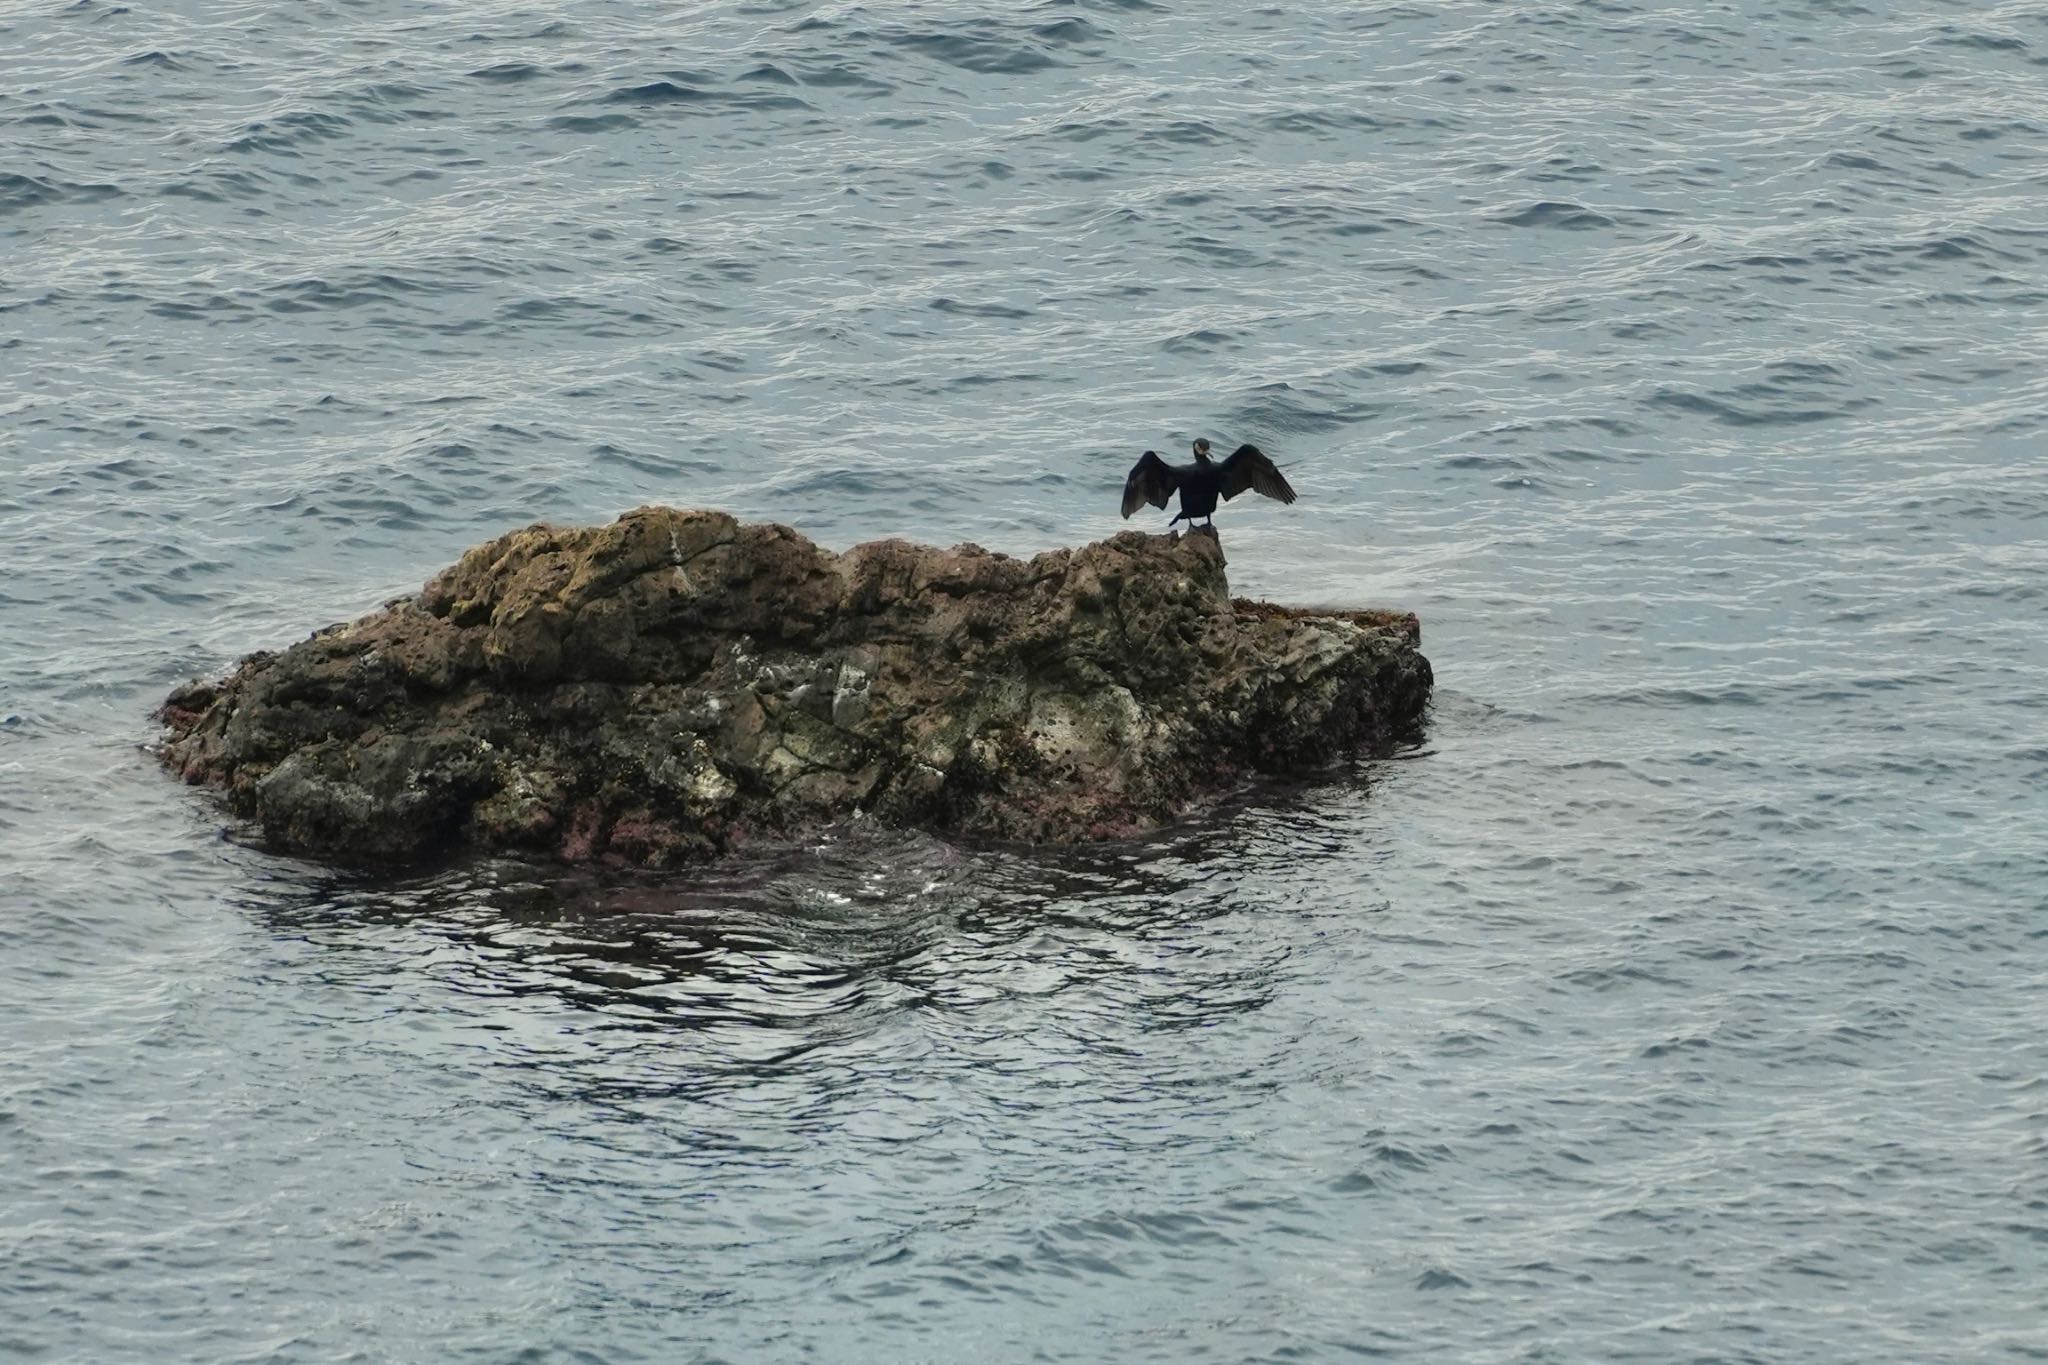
[156,507,1432,865]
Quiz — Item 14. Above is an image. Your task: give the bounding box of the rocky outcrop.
[155,507,1431,865]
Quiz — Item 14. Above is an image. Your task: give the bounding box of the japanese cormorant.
[1120,439,1296,528]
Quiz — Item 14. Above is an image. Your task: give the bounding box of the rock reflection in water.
[242,807,1353,1102]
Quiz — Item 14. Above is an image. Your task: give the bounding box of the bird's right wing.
[1121,450,1181,518]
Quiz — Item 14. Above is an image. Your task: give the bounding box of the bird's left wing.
[1220,445,1297,504]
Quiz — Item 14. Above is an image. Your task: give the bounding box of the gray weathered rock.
[156,508,1432,865]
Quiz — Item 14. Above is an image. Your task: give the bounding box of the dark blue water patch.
[121,49,186,68]
[1492,200,1616,230]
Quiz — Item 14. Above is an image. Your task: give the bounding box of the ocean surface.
[3,1,2045,1360]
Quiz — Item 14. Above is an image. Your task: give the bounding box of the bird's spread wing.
[1121,450,1181,518]
[1220,445,1297,504]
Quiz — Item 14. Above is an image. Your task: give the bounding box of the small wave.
[1226,380,1382,436]
[1159,329,1236,354]
[604,78,718,105]
[738,63,798,85]
[943,371,1047,389]
[1493,200,1616,230]
[930,297,1033,319]
[161,167,272,202]
[1262,109,1387,135]
[0,174,62,215]
[1043,117,1124,143]
[549,113,636,133]
[1144,119,1230,146]
[1527,156,1607,184]
[788,63,894,93]
[0,172,122,216]
[1032,17,1109,45]
[591,443,717,477]
[1647,387,1857,428]
[470,62,544,83]
[883,28,1064,74]
[260,274,422,314]
[598,79,810,113]
[1172,235,1262,267]
[225,110,355,155]
[1931,28,2027,53]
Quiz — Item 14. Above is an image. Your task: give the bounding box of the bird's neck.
[1193,450,1213,466]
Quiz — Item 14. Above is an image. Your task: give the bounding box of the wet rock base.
[156,508,1432,866]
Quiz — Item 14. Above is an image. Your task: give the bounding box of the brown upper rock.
[155,507,1431,865]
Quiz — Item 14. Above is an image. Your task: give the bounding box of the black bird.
[1121,439,1297,529]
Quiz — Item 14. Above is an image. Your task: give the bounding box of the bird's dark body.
[1120,441,1296,528]
[1169,463,1228,521]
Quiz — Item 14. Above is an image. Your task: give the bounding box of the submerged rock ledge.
[156,507,1432,865]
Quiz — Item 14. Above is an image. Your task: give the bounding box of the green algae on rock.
[155,508,1432,865]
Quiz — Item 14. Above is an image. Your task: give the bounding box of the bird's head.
[1191,438,1213,462]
